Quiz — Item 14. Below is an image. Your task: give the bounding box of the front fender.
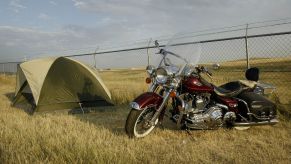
[130,92,163,110]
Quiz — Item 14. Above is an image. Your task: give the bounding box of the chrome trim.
[156,68,168,84]
[176,94,185,110]
[234,119,279,126]
[216,103,228,110]
[238,114,249,122]
[256,82,276,95]
[130,102,141,110]
[148,82,158,92]
[149,90,171,125]
[224,111,236,122]
[247,113,275,121]
[146,65,156,75]
[235,98,250,113]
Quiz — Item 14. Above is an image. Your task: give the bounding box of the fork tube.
[150,89,171,124]
[148,82,158,92]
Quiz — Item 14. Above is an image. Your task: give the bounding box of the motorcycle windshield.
[151,33,202,71]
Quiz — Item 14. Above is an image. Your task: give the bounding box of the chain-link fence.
[1,22,291,105]
[199,32,291,105]
[0,62,20,75]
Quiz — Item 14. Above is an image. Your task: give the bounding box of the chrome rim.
[133,108,158,138]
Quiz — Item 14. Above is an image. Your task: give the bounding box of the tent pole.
[79,102,84,114]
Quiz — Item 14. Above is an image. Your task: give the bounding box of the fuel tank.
[182,76,214,93]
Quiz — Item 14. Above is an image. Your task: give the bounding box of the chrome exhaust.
[233,119,279,127]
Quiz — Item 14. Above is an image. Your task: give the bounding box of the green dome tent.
[13,57,112,112]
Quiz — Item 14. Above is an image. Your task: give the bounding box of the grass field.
[0,57,291,163]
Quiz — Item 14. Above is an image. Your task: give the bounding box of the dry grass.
[0,57,291,163]
[99,70,148,104]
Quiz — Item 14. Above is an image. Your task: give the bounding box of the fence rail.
[56,31,291,59]
[1,24,291,104]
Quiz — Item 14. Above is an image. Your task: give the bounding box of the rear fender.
[130,92,163,110]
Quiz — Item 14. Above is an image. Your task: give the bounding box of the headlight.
[156,68,168,84]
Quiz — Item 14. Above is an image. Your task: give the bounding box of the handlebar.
[197,66,212,77]
[158,49,188,63]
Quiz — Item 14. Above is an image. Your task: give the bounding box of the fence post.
[245,24,250,69]
[3,63,5,77]
[94,46,99,68]
[147,38,152,66]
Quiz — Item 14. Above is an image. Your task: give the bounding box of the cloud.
[1,0,291,62]
[38,13,51,20]
[70,0,291,30]
[0,26,63,59]
[72,0,86,8]
[49,1,57,6]
[0,24,149,61]
[9,0,27,13]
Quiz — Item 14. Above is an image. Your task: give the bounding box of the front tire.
[125,107,158,138]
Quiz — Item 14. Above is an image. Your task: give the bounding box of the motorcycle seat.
[239,80,257,89]
[214,81,243,97]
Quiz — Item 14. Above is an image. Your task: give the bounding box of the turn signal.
[170,91,176,98]
[145,77,152,84]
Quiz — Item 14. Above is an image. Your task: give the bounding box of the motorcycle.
[125,36,278,138]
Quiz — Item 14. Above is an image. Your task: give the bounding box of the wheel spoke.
[134,108,157,136]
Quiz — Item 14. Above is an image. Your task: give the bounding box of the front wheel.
[125,107,158,138]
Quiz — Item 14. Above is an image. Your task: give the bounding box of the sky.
[0,0,291,62]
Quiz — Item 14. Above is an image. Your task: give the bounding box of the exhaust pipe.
[234,119,279,127]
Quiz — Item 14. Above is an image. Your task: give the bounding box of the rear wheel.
[234,126,251,130]
[125,107,158,138]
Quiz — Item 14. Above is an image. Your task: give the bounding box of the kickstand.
[158,122,165,130]
[185,128,196,141]
[79,102,84,114]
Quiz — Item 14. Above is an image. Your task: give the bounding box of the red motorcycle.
[125,37,278,138]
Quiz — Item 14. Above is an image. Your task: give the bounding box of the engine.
[185,106,223,129]
[173,93,224,129]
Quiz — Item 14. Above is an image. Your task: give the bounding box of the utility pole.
[245,24,250,69]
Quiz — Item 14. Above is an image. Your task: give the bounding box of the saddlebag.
[237,92,276,118]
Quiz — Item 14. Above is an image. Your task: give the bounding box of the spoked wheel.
[125,107,158,138]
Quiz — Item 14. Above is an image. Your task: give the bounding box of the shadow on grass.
[4,91,199,136]
[278,103,291,119]
[69,105,181,136]
[69,105,130,136]
[4,91,132,136]
[5,92,35,115]
[5,92,14,101]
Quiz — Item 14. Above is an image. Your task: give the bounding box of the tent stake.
[79,102,84,114]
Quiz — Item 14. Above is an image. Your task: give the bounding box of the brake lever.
[201,66,212,77]
[202,66,213,80]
